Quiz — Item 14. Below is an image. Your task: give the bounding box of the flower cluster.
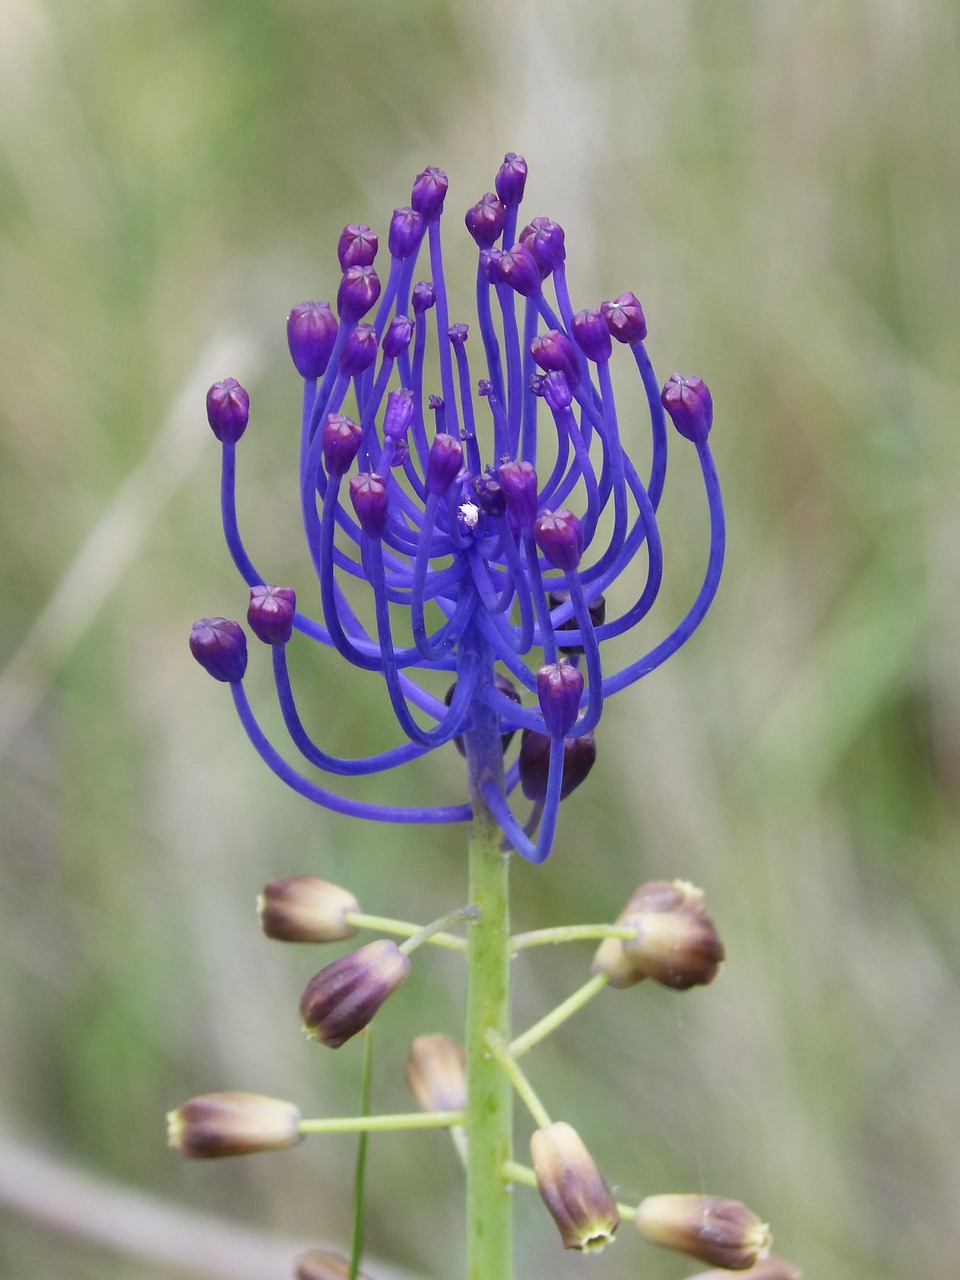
[191,153,724,863]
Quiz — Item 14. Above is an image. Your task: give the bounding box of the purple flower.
[194,155,725,862]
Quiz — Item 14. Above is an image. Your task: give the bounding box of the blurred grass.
[1,1,959,1277]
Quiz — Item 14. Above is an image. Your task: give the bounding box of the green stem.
[485,1030,551,1128]
[510,973,609,1058]
[344,911,468,953]
[510,923,634,951]
[298,1110,464,1135]
[348,1031,373,1280]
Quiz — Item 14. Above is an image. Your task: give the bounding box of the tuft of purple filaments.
[194,154,724,864]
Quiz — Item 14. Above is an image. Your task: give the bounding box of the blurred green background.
[1,1,958,1277]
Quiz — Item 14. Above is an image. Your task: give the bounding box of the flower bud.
[498,459,538,527]
[405,1034,467,1112]
[686,1257,802,1280]
[339,322,379,376]
[167,1092,301,1159]
[601,291,647,343]
[634,1194,771,1271]
[426,433,464,494]
[520,217,566,276]
[593,880,723,990]
[537,661,583,738]
[661,373,713,444]
[287,302,338,378]
[388,207,424,259]
[465,192,506,248]
[519,730,596,803]
[321,413,362,477]
[189,618,247,683]
[571,308,612,363]
[530,1122,619,1252]
[247,585,296,646]
[299,939,410,1048]
[497,242,542,297]
[258,876,359,943]
[383,388,414,440]
[294,1250,375,1280]
[472,467,506,517]
[350,473,389,538]
[530,329,579,389]
[448,322,468,347]
[533,508,583,571]
[540,369,573,413]
[382,314,414,358]
[337,224,378,270]
[205,378,249,444]
[495,152,528,207]
[337,265,381,322]
[548,590,606,656]
[412,280,436,312]
[411,166,448,220]
[478,247,502,284]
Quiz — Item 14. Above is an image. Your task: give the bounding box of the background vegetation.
[1,2,958,1277]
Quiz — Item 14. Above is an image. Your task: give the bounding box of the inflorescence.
[191,152,723,864]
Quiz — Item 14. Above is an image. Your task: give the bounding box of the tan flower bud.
[634,1193,771,1270]
[167,1092,301,1158]
[592,880,723,990]
[530,1121,619,1252]
[299,939,410,1048]
[406,1034,467,1112]
[686,1255,801,1280]
[294,1249,375,1280]
[258,876,359,942]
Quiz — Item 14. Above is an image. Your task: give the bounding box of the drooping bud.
[287,302,338,378]
[299,939,410,1048]
[247,585,296,646]
[405,1034,467,1112]
[548,590,606,656]
[383,388,414,440]
[571,308,612,363]
[205,378,249,444]
[445,673,521,756]
[337,224,378,270]
[634,1194,771,1271]
[601,291,647,343]
[337,265,381,322]
[530,1122,619,1252]
[472,468,506,517]
[339,323,379,376]
[661,373,713,444]
[495,152,528,207]
[412,280,436,313]
[189,618,247,683]
[537,661,584,738]
[321,414,362,476]
[465,192,507,248]
[497,242,542,297]
[533,508,583,571]
[592,880,723,990]
[382,314,414,358]
[388,206,425,259]
[349,473,389,538]
[411,166,448,220]
[294,1251,376,1280]
[530,330,580,389]
[167,1092,301,1159]
[258,876,360,943]
[519,730,596,802]
[520,217,566,276]
[686,1257,802,1280]
[498,459,539,527]
[425,433,464,494]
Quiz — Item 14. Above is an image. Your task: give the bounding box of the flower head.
[194,155,725,862]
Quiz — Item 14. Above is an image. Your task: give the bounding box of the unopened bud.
[519,729,596,802]
[530,1122,619,1252]
[189,618,247,683]
[635,1194,771,1271]
[299,940,410,1048]
[661,373,713,444]
[258,876,359,943]
[411,166,448,221]
[388,207,425,260]
[686,1256,802,1280]
[167,1092,301,1159]
[294,1249,376,1280]
[593,880,723,990]
[337,224,378,269]
[205,378,249,444]
[247,585,296,646]
[548,590,606,656]
[405,1034,466,1112]
[465,192,506,248]
[495,152,528,207]
[601,291,647,343]
[537,660,583,738]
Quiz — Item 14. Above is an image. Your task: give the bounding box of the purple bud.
[660,373,713,444]
[601,291,647,343]
[412,280,436,312]
[498,459,539,527]
[337,265,381,322]
[339,323,379,376]
[247,585,297,645]
[497,243,542,298]
[519,730,596,802]
[390,437,409,468]
[537,661,584,738]
[321,414,362,476]
[533,508,583,571]
[478,248,502,284]
[205,379,249,444]
[520,217,566,276]
[541,370,573,413]
[530,329,580,388]
[571,309,612,363]
[286,302,338,379]
[465,193,507,248]
[349,473,389,537]
[448,323,468,347]
[258,876,359,943]
[382,314,414,358]
[167,1092,302,1159]
[495,152,528,208]
[383,388,414,440]
[337,224,378,269]
[189,618,248,683]
[425,433,464,494]
[388,206,425,259]
[472,468,506,517]
[299,939,410,1048]
[411,166,448,220]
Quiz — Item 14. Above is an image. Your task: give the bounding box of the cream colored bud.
[167,1092,302,1158]
[258,876,360,942]
[530,1121,619,1252]
[294,1249,376,1280]
[593,880,722,990]
[686,1255,801,1280]
[406,1034,467,1112]
[635,1193,771,1270]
